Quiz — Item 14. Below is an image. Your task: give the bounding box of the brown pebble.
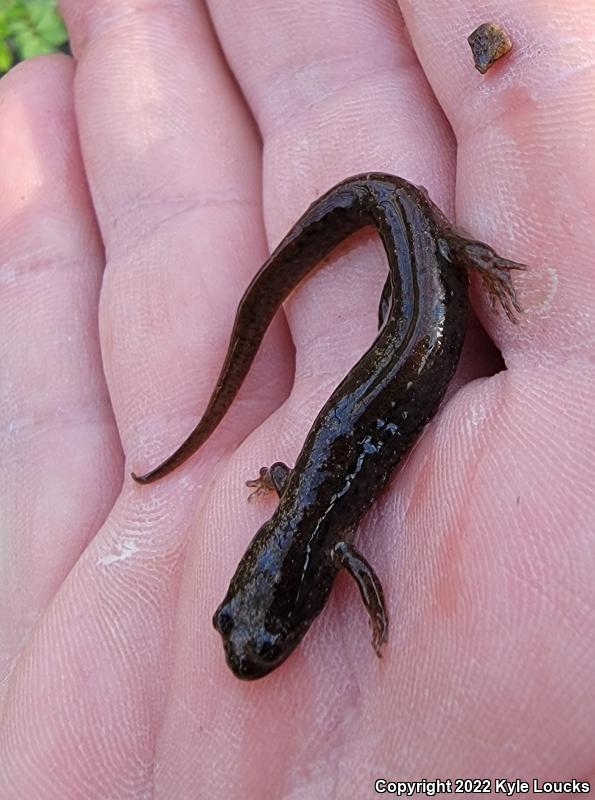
[467,22,512,74]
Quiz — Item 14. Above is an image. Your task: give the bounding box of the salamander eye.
[213,606,233,636]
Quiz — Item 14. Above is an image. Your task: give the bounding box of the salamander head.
[213,596,291,680]
[212,519,321,680]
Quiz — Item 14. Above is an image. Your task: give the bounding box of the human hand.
[1,1,594,797]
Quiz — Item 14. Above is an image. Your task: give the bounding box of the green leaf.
[28,2,49,27]
[19,33,52,60]
[8,21,30,37]
[4,2,26,26]
[0,40,14,72]
[37,14,67,47]
[0,0,69,66]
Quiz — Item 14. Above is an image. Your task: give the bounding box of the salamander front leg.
[333,541,388,656]
[444,233,526,323]
[245,462,292,501]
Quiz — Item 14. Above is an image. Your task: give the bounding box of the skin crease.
[0,0,594,797]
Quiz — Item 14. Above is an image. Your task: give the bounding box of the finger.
[399,0,595,361]
[0,56,120,687]
[61,0,292,474]
[1,1,289,795]
[393,0,595,777]
[205,0,463,453]
[156,0,460,793]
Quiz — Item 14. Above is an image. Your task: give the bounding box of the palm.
[1,1,594,797]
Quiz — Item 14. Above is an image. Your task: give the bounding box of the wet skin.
[132,174,524,680]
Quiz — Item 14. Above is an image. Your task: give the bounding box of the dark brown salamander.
[132,174,524,680]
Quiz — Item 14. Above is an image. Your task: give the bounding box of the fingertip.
[0,52,74,97]
[0,54,80,213]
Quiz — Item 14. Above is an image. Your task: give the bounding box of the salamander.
[132,173,524,680]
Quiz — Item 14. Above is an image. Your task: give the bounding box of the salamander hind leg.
[245,462,292,501]
[444,233,526,323]
[333,541,388,656]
